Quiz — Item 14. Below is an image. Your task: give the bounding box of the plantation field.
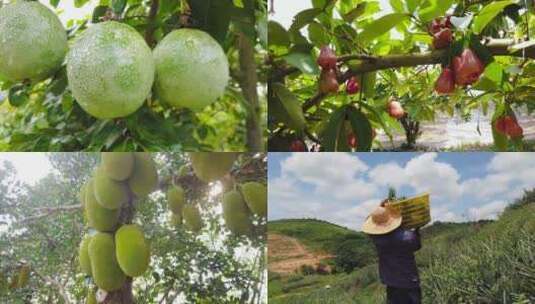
[269,197,535,303]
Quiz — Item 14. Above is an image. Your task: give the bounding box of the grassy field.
[269,199,535,303]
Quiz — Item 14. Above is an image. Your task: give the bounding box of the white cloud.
[405,153,461,201]
[369,162,407,188]
[468,200,507,221]
[280,153,376,201]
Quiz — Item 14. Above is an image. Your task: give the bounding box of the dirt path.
[268,233,332,274]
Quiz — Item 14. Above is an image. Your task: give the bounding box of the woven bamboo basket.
[387,193,431,229]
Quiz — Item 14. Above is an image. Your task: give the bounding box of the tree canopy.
[0,152,267,303]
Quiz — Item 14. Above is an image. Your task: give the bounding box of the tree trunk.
[103,197,136,303]
[238,32,264,152]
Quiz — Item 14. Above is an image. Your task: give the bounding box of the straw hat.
[361,205,402,235]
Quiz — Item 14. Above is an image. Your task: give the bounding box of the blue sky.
[268,153,535,230]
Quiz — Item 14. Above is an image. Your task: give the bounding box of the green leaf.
[111,0,126,14]
[272,83,306,132]
[406,0,422,13]
[8,85,29,107]
[282,52,320,75]
[74,0,90,8]
[491,102,508,150]
[346,106,373,151]
[418,0,454,22]
[187,0,233,44]
[92,6,109,23]
[359,13,408,42]
[289,8,322,33]
[321,106,347,151]
[268,21,290,48]
[308,22,330,46]
[472,1,516,34]
[50,0,60,8]
[342,3,367,23]
[390,0,405,13]
[361,73,377,98]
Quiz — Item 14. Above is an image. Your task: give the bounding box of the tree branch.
[302,38,535,111]
[33,268,71,304]
[237,32,264,151]
[18,204,81,223]
[145,0,160,47]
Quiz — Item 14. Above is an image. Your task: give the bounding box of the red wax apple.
[452,49,484,86]
[317,46,337,69]
[346,77,360,95]
[319,68,339,94]
[435,67,455,94]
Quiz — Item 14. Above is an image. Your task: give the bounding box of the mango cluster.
[78,153,156,292]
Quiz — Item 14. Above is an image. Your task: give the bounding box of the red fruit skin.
[453,49,484,86]
[290,140,307,152]
[317,46,337,69]
[508,124,524,138]
[430,16,453,34]
[435,67,455,94]
[432,28,453,49]
[387,100,405,119]
[346,77,360,95]
[319,69,339,94]
[347,132,358,148]
[495,117,508,135]
[502,116,523,138]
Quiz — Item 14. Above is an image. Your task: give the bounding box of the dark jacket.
[369,227,421,288]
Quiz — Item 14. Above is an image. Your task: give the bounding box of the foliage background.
[0,152,267,303]
[0,0,267,152]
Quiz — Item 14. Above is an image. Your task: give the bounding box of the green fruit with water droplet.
[66,21,154,119]
[153,29,229,111]
[0,1,67,82]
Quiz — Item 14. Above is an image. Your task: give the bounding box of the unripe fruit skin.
[319,69,339,94]
[189,153,237,183]
[317,46,337,69]
[87,289,97,304]
[223,190,253,236]
[435,67,455,94]
[79,235,92,276]
[115,224,150,277]
[169,212,182,226]
[101,153,135,181]
[88,233,126,291]
[93,166,128,210]
[153,29,229,111]
[17,265,30,288]
[66,21,154,119]
[0,2,67,82]
[85,179,119,232]
[167,185,185,214]
[452,49,484,86]
[183,205,202,232]
[240,182,267,217]
[128,153,158,198]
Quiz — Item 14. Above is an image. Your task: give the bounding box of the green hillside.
[268,219,366,254]
[269,199,535,303]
